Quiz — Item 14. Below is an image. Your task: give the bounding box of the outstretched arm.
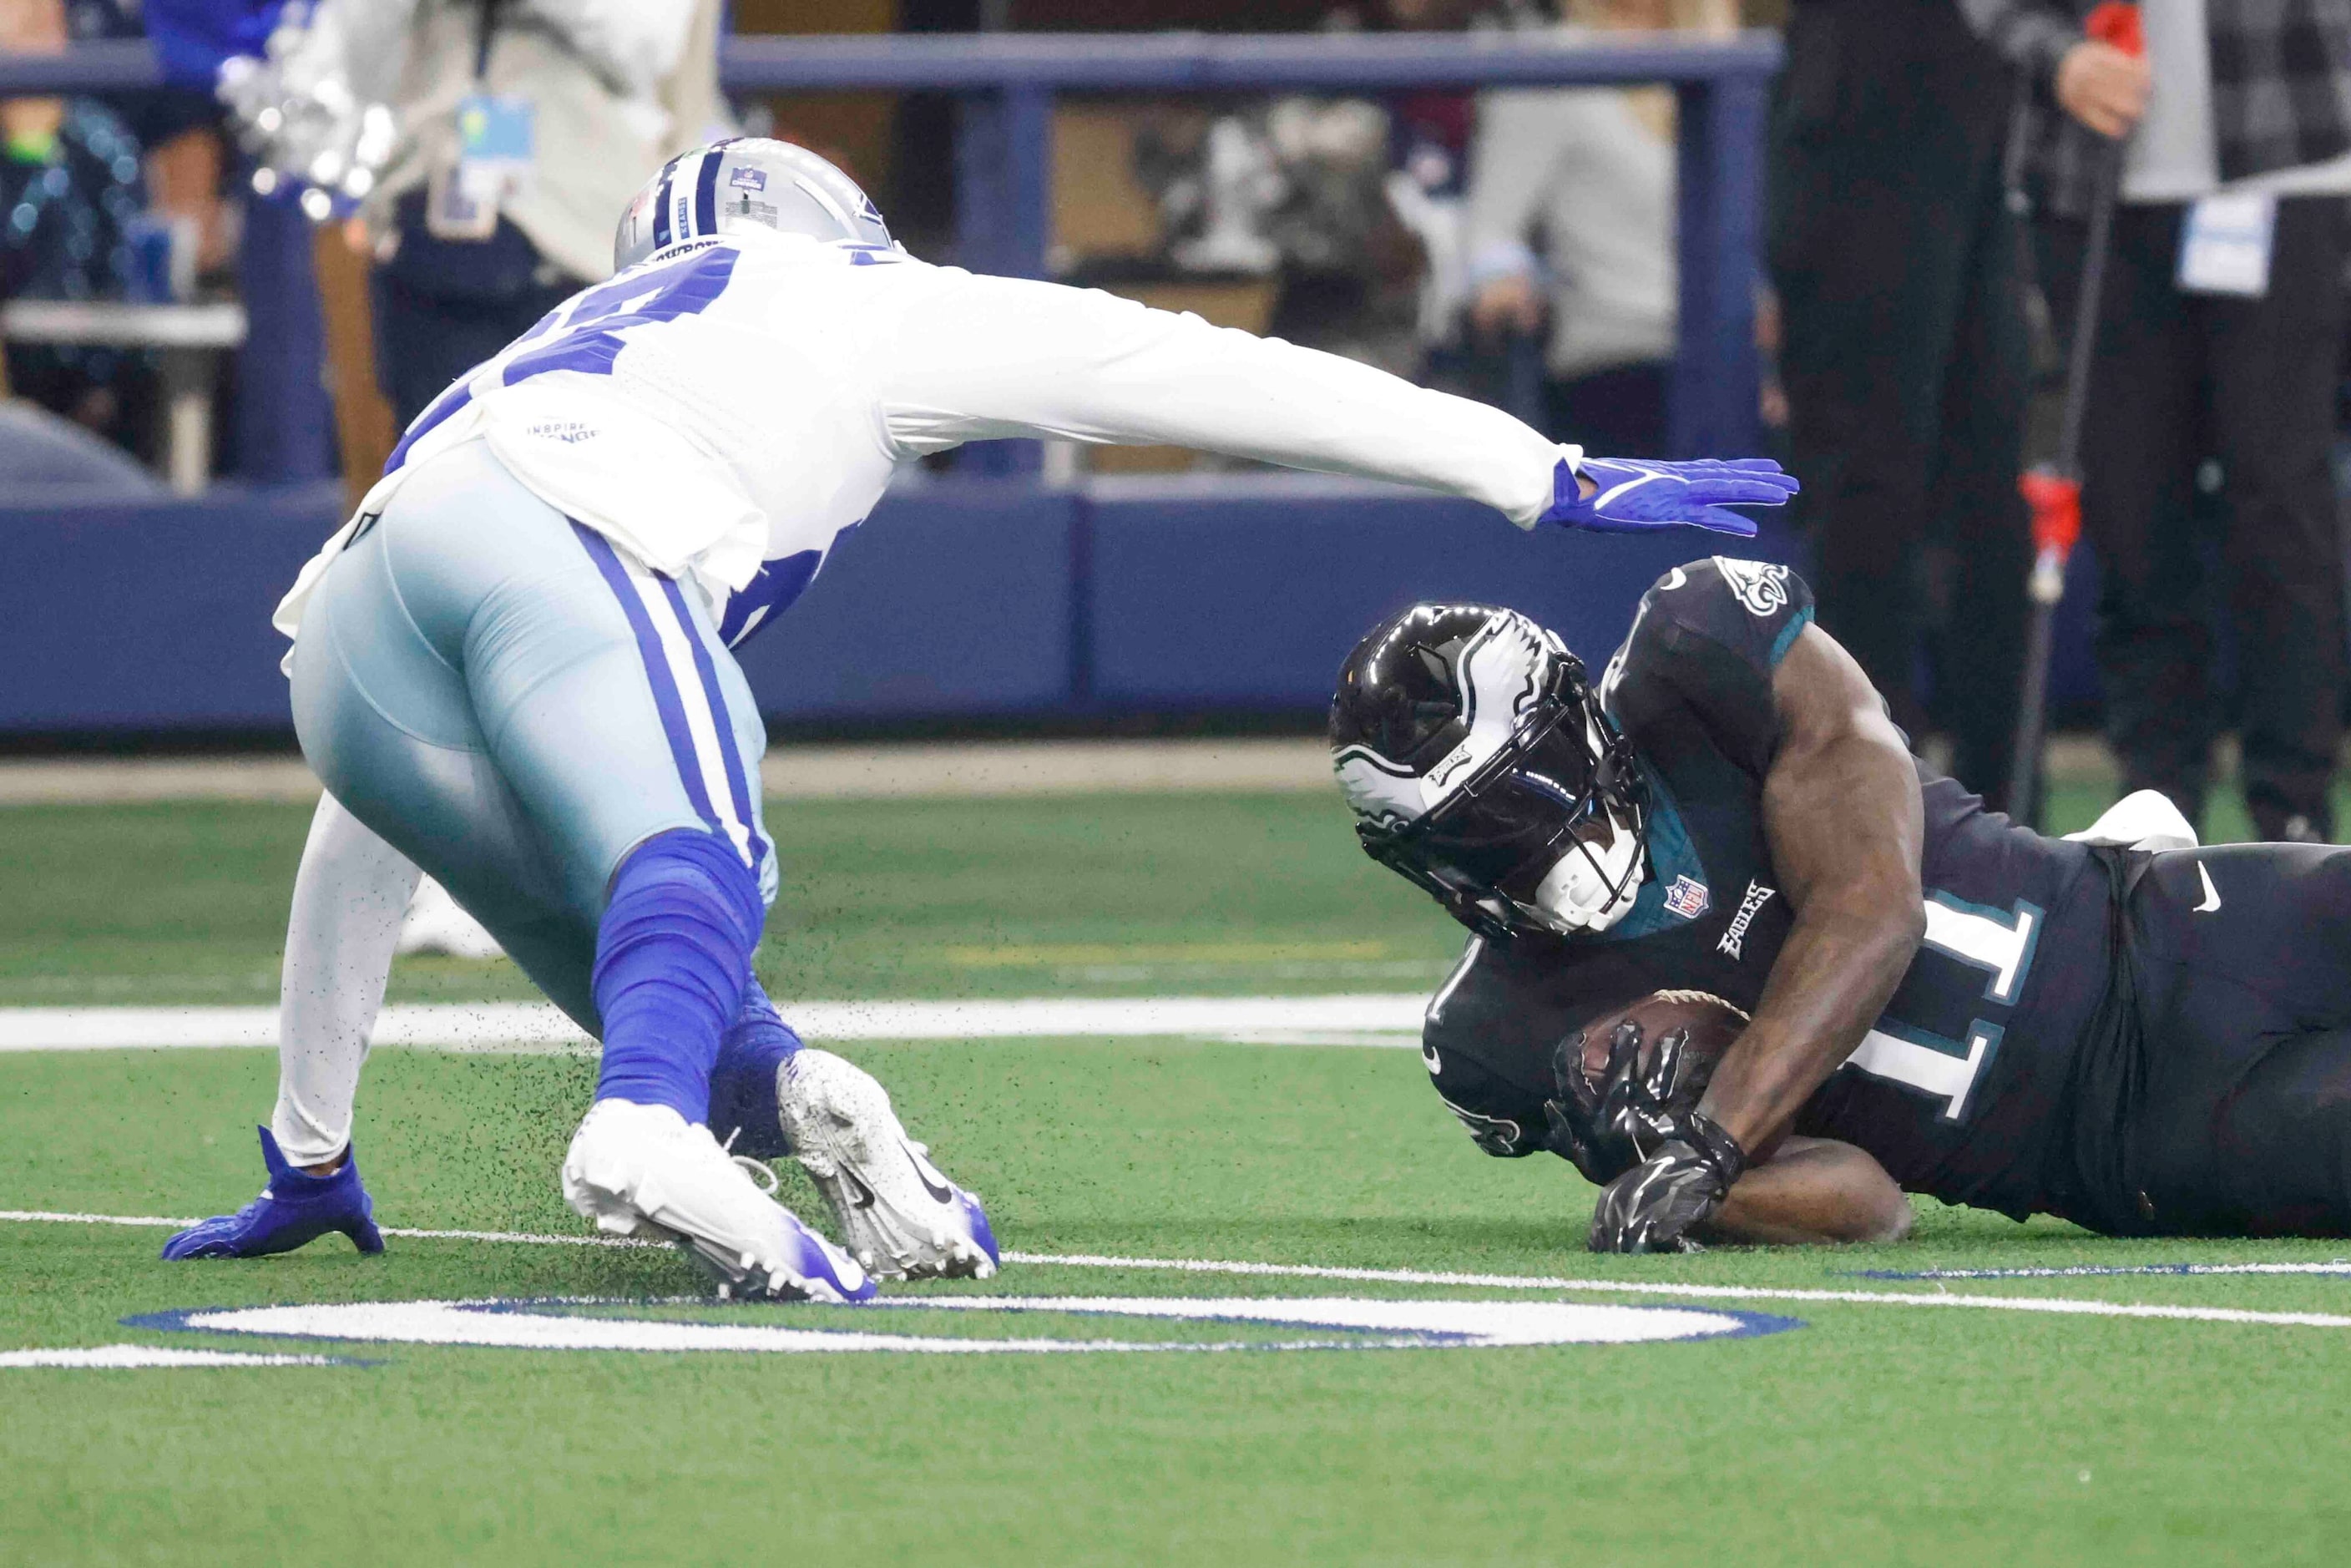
[876,271,1791,534]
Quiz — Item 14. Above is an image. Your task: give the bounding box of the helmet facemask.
[1333,606,1650,943]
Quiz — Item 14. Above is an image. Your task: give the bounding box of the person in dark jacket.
[1769,0,2036,817]
[1968,0,2351,844]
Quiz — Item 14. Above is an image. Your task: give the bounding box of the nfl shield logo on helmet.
[729,167,767,190]
[1663,875,1711,921]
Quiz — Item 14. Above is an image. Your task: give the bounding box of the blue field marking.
[120,1296,1803,1356]
[1850,1262,2351,1281]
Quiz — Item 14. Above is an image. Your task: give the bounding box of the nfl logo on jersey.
[1663,875,1711,920]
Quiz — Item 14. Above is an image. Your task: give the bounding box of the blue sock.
[591,829,765,1123]
[708,980,804,1159]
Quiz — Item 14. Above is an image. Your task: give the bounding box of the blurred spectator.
[70,0,236,286]
[1459,2,1732,455]
[1342,1,1538,361]
[236,0,726,427]
[1972,0,2351,843]
[1769,0,2033,812]
[1,99,153,425]
[1128,0,1540,380]
[1135,94,1430,377]
[3,0,165,456]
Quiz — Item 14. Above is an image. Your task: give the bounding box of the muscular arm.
[1694,625,1925,1155]
[878,271,1574,526]
[1702,1136,1914,1246]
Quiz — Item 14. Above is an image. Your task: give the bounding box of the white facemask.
[1526,813,1645,934]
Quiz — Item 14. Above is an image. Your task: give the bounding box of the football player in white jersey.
[162,139,1795,1300]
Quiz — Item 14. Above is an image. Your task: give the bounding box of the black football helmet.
[1329,603,1648,942]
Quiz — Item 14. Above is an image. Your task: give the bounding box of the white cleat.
[776,1050,1001,1282]
[561,1098,874,1302]
[395,875,505,960]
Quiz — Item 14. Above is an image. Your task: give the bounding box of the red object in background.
[2018,468,2082,560]
[2086,1,2144,57]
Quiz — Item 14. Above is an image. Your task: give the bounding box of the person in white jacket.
[1462,80,1676,455]
[160,139,1794,1302]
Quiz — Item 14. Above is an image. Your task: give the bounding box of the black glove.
[1586,1110,1748,1254]
[1542,1019,1710,1186]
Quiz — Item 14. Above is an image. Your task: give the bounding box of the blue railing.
[1,30,1781,459]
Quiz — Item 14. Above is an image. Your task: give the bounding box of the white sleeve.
[875,272,1575,528]
[269,792,422,1166]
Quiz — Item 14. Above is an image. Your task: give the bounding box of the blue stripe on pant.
[288,438,776,1037]
[571,524,726,842]
[660,574,768,877]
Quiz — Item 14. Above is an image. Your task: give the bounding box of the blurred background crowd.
[5,0,2350,841]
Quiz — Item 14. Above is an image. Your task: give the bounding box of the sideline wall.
[0,478,2086,735]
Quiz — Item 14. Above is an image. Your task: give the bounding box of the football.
[1574,988,1752,1090]
[1572,989,1797,1163]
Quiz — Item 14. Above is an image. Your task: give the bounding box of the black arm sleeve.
[1602,558,1817,779]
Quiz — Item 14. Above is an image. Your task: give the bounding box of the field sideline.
[4,772,2348,1563]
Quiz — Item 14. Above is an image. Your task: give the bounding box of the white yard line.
[1000,1252,2351,1329]
[0,996,1427,1052]
[6,1209,2346,1330]
[0,1344,348,1368]
[0,1209,668,1248]
[1857,1262,2351,1280]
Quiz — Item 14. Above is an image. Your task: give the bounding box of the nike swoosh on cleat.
[839,1168,878,1210]
[2193,862,2222,913]
[902,1143,955,1205]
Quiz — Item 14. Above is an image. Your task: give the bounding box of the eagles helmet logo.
[1714,559,1791,618]
[1328,603,1651,943]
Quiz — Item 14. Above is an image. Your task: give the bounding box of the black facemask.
[1357,665,1649,943]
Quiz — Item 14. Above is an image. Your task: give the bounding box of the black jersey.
[1418,559,2122,1222]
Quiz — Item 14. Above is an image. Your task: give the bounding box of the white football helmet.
[614,137,897,271]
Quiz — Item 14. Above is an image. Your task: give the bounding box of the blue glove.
[1539,456,1798,538]
[162,1126,386,1260]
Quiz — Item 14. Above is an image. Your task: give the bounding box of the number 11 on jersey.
[1847,1019,2006,1123]
[1838,894,2040,1122]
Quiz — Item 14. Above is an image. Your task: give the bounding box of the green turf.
[4,773,2343,1010]
[6,777,2351,1564]
[6,1043,2351,1565]
[0,792,1469,1008]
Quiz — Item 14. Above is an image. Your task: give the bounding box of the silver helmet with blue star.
[614,138,895,272]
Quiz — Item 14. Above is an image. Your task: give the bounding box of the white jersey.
[275,229,1577,650]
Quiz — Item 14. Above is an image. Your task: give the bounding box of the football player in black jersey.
[1331,559,2351,1252]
